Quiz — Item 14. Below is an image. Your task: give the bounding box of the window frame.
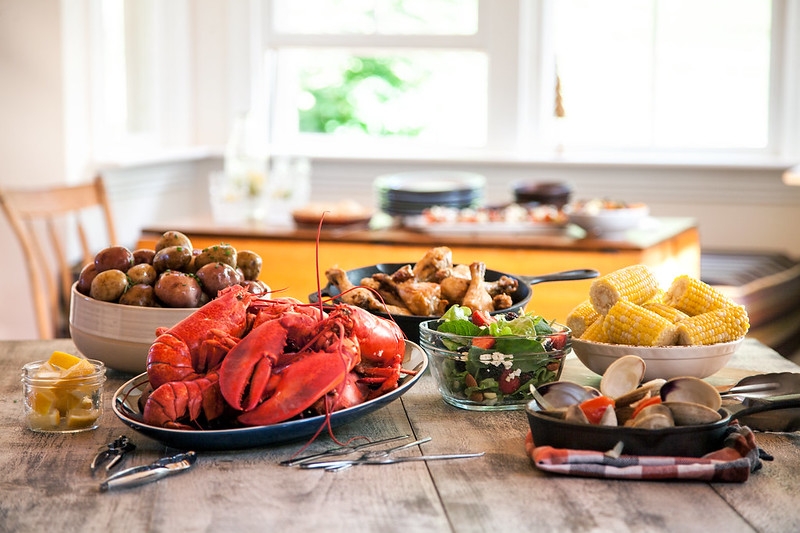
[84,0,800,166]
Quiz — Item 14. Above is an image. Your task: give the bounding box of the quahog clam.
[629,403,674,429]
[599,354,646,399]
[659,376,723,425]
[532,381,600,412]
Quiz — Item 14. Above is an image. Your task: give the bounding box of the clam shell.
[534,381,600,410]
[600,355,646,399]
[598,404,618,426]
[660,376,722,411]
[631,412,675,429]
[663,401,723,426]
[614,378,666,408]
[564,403,590,424]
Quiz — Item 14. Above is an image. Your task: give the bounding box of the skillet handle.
[731,393,800,418]
[517,269,600,286]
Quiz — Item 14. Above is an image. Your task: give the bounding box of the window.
[264,0,785,156]
[267,0,491,148]
[84,1,798,162]
[550,0,773,151]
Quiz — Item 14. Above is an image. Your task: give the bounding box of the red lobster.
[141,288,406,429]
[218,300,405,426]
[142,285,257,428]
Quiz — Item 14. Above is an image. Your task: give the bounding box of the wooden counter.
[138,217,700,323]
[2,338,799,532]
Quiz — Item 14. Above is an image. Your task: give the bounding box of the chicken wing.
[325,267,411,315]
[412,246,453,282]
[461,261,494,312]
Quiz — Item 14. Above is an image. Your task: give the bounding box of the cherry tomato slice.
[630,396,662,420]
[471,336,495,350]
[579,396,616,425]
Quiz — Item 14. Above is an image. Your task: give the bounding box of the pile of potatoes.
[76,231,268,308]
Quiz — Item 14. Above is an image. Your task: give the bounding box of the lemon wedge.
[61,358,96,379]
[47,350,85,370]
[29,389,58,415]
[66,408,100,429]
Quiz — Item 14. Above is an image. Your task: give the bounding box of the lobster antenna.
[314,212,328,314]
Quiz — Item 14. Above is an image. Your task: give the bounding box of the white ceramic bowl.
[566,204,649,238]
[571,337,744,381]
[69,284,195,374]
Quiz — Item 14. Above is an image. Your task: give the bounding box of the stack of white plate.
[374,171,485,216]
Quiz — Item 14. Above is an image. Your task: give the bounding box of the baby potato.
[241,279,271,296]
[76,263,98,295]
[127,263,157,286]
[194,244,237,270]
[236,250,262,281]
[152,245,193,273]
[94,245,134,273]
[154,271,202,308]
[155,231,193,253]
[90,269,129,302]
[118,284,157,307]
[132,248,156,265]
[196,263,242,298]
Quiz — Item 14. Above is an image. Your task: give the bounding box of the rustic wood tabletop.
[1,338,798,533]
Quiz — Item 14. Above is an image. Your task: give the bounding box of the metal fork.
[280,434,411,466]
[301,437,432,471]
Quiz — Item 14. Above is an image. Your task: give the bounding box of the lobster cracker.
[91,435,136,473]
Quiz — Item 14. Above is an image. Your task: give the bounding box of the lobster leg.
[143,373,222,429]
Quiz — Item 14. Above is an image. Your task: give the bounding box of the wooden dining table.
[1,337,799,533]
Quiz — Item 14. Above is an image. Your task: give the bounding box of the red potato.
[76,263,98,295]
[132,248,156,265]
[195,262,242,298]
[94,245,134,273]
[154,271,203,308]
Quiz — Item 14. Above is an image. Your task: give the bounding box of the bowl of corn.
[566,264,749,380]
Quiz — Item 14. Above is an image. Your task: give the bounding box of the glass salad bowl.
[419,307,571,411]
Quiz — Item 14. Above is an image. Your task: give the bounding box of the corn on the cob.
[566,300,600,338]
[603,299,678,346]
[642,301,690,323]
[580,315,609,343]
[663,275,736,316]
[589,264,661,315]
[676,304,750,345]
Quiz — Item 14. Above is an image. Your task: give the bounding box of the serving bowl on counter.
[69,284,195,374]
[419,319,571,411]
[564,201,649,239]
[571,337,744,381]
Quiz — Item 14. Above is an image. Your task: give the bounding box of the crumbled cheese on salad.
[479,352,514,369]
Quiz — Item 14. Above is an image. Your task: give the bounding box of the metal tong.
[90,435,136,473]
[280,434,411,466]
[99,451,197,492]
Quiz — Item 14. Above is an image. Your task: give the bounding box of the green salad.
[431,306,568,405]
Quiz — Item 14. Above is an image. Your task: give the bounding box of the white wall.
[0,0,66,339]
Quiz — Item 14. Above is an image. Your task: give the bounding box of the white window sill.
[92,143,798,173]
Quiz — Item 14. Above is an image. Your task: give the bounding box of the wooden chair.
[0,175,118,339]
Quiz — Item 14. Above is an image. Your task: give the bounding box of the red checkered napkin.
[526,423,768,483]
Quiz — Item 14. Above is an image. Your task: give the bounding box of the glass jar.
[21,359,106,433]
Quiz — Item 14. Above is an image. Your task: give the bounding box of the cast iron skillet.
[526,393,800,457]
[309,263,598,343]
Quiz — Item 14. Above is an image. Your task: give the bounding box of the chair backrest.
[0,175,118,339]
